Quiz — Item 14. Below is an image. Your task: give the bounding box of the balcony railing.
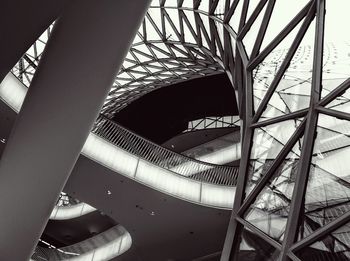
[92,115,239,186]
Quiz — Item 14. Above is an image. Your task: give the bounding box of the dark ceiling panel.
[113,73,238,143]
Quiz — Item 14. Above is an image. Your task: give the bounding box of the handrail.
[1,72,236,209]
[91,115,239,186]
[1,72,239,186]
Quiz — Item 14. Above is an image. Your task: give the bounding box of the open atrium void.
[1,0,350,260]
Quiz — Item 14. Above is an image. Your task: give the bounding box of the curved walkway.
[0,72,237,209]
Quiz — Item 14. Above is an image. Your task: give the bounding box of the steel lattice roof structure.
[12,0,235,117]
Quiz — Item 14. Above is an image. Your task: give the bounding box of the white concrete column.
[0,0,151,259]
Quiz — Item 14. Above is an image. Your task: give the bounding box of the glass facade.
[229,0,350,260]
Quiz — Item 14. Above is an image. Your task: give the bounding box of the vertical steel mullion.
[221,71,254,261]
[280,1,324,260]
[221,2,250,259]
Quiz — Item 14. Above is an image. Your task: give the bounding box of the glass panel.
[164,0,177,7]
[229,0,244,33]
[163,12,181,42]
[183,11,197,44]
[166,9,181,31]
[244,141,303,243]
[198,0,210,13]
[258,19,315,121]
[246,118,302,197]
[321,1,350,98]
[144,14,162,41]
[246,0,262,20]
[235,226,280,260]
[301,114,350,239]
[296,220,350,261]
[252,18,304,112]
[242,2,268,58]
[326,87,350,114]
[260,0,309,50]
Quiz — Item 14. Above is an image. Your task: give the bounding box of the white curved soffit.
[31,225,131,261]
[0,73,235,209]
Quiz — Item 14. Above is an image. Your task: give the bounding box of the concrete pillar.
[0,0,151,259]
[0,0,70,81]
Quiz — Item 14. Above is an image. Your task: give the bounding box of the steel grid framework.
[10,0,350,260]
[12,0,238,117]
[185,115,240,132]
[222,0,350,261]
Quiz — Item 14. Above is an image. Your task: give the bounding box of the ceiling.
[113,73,238,143]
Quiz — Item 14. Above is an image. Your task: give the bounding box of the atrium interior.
[1,0,350,261]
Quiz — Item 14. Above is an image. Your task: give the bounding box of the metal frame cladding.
[223,0,350,260]
[10,1,350,260]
